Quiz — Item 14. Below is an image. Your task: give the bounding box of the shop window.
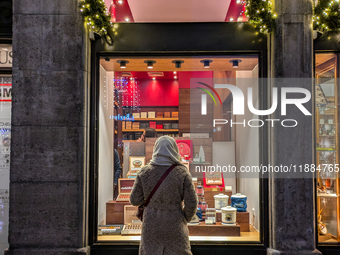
[0,44,11,252]
[315,53,340,243]
[104,0,248,23]
[96,55,262,243]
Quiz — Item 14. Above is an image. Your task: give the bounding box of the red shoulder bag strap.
[143,164,176,207]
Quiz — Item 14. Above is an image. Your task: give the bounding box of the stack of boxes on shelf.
[121,110,179,140]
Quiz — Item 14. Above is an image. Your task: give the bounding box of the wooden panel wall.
[179,88,213,135]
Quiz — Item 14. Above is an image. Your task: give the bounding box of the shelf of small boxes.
[123,111,179,132]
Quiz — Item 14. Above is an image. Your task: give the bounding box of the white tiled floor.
[0,203,9,251]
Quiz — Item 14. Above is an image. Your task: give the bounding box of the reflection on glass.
[315,53,340,243]
[0,76,11,251]
[97,56,260,243]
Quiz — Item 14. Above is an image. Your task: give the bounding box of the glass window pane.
[0,75,11,251]
[97,55,261,243]
[315,53,340,243]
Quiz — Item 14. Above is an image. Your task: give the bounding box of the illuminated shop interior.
[315,53,340,244]
[97,55,261,242]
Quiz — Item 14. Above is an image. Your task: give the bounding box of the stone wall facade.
[5,0,90,254]
[3,0,330,254]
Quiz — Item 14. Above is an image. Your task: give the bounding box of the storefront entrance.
[89,23,269,255]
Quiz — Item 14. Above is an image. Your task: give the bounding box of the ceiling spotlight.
[144,60,156,69]
[174,76,177,79]
[172,60,184,68]
[105,57,110,62]
[173,71,177,74]
[117,60,129,68]
[229,59,242,68]
[152,77,156,80]
[200,59,213,68]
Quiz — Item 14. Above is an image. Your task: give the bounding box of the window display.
[315,53,340,243]
[0,74,12,251]
[97,55,261,243]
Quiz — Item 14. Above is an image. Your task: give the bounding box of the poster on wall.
[129,156,145,171]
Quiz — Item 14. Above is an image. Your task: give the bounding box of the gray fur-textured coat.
[130,164,198,255]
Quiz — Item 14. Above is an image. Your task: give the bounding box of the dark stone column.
[268,0,320,255]
[5,1,90,254]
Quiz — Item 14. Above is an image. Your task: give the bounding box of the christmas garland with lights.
[78,0,340,37]
[313,0,340,33]
[245,0,277,33]
[78,0,114,43]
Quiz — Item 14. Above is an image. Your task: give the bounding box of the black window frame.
[89,22,269,255]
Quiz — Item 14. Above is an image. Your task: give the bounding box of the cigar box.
[140,122,149,129]
[116,193,130,202]
[132,113,140,119]
[156,124,163,129]
[156,112,163,118]
[125,121,132,129]
[98,225,123,235]
[116,178,135,202]
[132,122,140,129]
[148,112,155,118]
[118,178,135,193]
[121,224,142,235]
[149,121,156,129]
[164,112,171,118]
[171,111,179,118]
[171,123,179,129]
[124,205,142,225]
[163,123,171,129]
[140,112,147,118]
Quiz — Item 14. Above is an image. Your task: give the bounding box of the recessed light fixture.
[118,0,123,4]
[144,60,156,69]
[125,18,129,22]
[152,77,156,80]
[229,18,234,22]
[117,60,129,68]
[229,59,242,68]
[105,57,110,62]
[173,71,177,74]
[172,60,184,68]
[174,76,177,79]
[200,59,213,68]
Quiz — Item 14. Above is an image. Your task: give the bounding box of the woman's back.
[130,164,197,255]
[130,136,198,255]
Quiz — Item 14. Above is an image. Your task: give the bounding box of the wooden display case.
[315,53,340,243]
[116,178,135,202]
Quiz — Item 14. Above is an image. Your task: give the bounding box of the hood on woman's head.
[150,136,183,166]
[154,136,178,152]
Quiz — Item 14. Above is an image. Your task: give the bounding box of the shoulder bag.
[136,164,176,221]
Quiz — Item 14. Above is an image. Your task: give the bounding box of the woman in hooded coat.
[130,136,198,255]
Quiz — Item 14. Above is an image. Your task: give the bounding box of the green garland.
[313,0,340,33]
[245,0,277,33]
[78,0,340,36]
[79,0,113,35]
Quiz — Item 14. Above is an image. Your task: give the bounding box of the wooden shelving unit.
[123,129,179,132]
[132,118,178,121]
